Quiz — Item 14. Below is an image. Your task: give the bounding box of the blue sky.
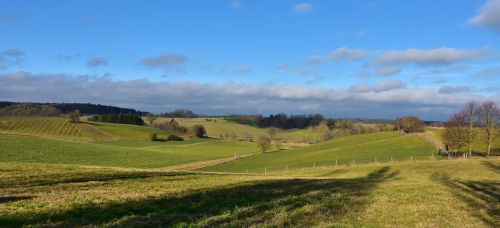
[0,0,499,120]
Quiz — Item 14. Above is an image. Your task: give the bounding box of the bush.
[166,134,184,141]
[189,124,207,138]
[150,132,158,141]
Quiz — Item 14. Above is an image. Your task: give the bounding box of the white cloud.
[293,3,313,13]
[139,53,189,71]
[2,72,495,120]
[374,47,486,66]
[373,80,406,92]
[438,86,472,94]
[305,55,323,64]
[469,0,500,31]
[2,49,25,58]
[86,57,108,67]
[375,66,402,76]
[348,83,371,93]
[328,47,368,61]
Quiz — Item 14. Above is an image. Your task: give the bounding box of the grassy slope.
[0,117,116,141]
[0,159,498,227]
[202,132,437,173]
[168,118,308,142]
[0,134,258,168]
[89,121,184,141]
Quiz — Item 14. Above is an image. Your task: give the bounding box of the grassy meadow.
[202,132,437,173]
[0,159,498,227]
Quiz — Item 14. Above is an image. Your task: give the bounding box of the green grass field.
[201,132,437,173]
[0,159,498,227]
[0,134,258,169]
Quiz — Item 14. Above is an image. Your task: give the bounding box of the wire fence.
[232,152,465,174]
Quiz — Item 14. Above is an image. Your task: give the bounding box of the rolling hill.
[201,132,437,173]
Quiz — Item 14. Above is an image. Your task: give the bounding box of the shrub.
[257,135,272,153]
[150,132,158,141]
[189,124,207,138]
[166,134,184,141]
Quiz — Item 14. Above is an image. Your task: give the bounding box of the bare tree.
[478,101,499,157]
[443,112,468,155]
[267,127,277,139]
[257,135,272,153]
[69,109,80,123]
[462,101,479,157]
[147,113,157,127]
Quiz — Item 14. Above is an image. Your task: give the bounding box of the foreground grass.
[0,134,258,169]
[202,132,437,173]
[0,159,498,227]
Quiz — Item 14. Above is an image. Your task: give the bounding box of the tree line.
[443,101,499,157]
[0,101,143,115]
[89,114,144,125]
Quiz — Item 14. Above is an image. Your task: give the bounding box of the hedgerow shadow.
[432,172,499,227]
[1,167,398,227]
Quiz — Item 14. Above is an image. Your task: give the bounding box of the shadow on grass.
[0,171,196,189]
[1,167,398,227]
[482,161,500,173]
[432,172,499,227]
[0,196,33,204]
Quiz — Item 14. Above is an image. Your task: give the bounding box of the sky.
[0,0,499,120]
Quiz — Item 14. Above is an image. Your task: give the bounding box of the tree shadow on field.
[0,171,195,189]
[1,167,398,227]
[482,161,500,173]
[0,196,33,204]
[432,172,499,226]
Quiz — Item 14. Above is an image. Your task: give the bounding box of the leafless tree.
[461,101,479,157]
[478,101,499,157]
[257,135,272,153]
[147,113,157,127]
[443,112,468,155]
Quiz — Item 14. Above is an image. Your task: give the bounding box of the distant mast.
[259,105,262,116]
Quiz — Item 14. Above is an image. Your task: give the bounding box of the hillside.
[167,118,308,142]
[0,117,116,141]
[201,132,437,173]
[0,134,258,169]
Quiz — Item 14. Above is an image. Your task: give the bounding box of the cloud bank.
[1,72,497,120]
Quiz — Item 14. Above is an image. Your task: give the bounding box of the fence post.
[391,156,393,162]
[286,164,288,172]
[313,162,316,168]
[335,160,338,167]
[265,168,267,174]
[374,157,377,163]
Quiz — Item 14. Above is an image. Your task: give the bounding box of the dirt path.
[418,132,443,150]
